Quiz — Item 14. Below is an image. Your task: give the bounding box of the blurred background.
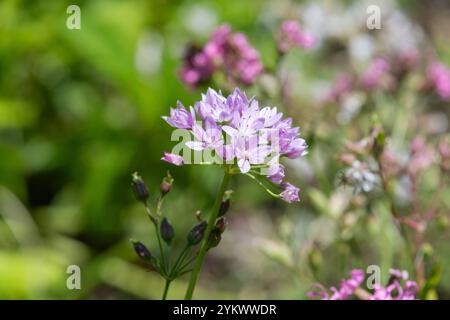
[0,0,449,299]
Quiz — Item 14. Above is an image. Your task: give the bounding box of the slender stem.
[246,172,280,198]
[184,172,231,300]
[143,204,167,275]
[162,280,171,300]
[154,222,167,274]
[177,255,197,274]
[171,244,191,277]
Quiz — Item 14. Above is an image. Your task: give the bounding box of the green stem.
[184,172,231,299]
[154,223,169,273]
[162,279,171,300]
[171,244,191,277]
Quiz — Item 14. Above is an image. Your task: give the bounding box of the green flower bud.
[131,172,149,202]
[160,217,174,244]
[160,171,174,197]
[187,221,207,246]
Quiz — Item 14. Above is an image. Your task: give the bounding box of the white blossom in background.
[135,32,164,77]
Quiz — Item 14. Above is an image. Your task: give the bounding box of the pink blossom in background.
[427,62,450,101]
[179,45,215,87]
[327,74,352,102]
[277,20,315,54]
[308,269,365,300]
[361,58,391,90]
[179,25,263,87]
[308,268,418,300]
[408,137,435,175]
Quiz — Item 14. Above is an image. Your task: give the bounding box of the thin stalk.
[184,172,231,299]
[144,204,167,275]
[171,244,191,278]
[162,280,171,300]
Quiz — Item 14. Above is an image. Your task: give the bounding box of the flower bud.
[131,240,152,261]
[207,228,222,250]
[160,171,174,197]
[219,190,233,217]
[160,217,174,244]
[187,221,207,246]
[219,199,230,217]
[131,240,159,271]
[131,172,149,202]
[215,216,227,233]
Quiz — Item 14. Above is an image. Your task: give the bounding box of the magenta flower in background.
[408,137,435,176]
[161,88,308,203]
[327,74,352,102]
[308,268,418,300]
[361,58,391,90]
[370,269,418,300]
[179,25,263,87]
[277,20,315,54]
[179,45,215,87]
[426,62,450,101]
[308,269,364,300]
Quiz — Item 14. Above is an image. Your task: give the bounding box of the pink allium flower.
[371,269,418,300]
[308,268,418,300]
[361,58,391,90]
[280,182,300,203]
[267,164,285,184]
[162,88,307,202]
[426,62,450,101]
[179,45,215,87]
[277,20,315,54]
[224,32,264,85]
[179,25,263,87]
[162,101,196,129]
[308,269,365,300]
[161,152,184,166]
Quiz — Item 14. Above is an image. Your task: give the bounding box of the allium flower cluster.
[180,25,263,87]
[426,62,450,101]
[161,88,308,203]
[370,269,418,300]
[308,269,418,300]
[276,20,315,54]
[308,269,365,300]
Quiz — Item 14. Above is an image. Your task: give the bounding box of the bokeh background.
[0,0,449,299]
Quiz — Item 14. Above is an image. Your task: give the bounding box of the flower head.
[162,101,196,129]
[179,25,263,87]
[308,268,418,300]
[277,20,315,54]
[162,88,307,203]
[426,62,450,101]
[280,182,300,203]
[360,58,391,90]
[161,152,184,166]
